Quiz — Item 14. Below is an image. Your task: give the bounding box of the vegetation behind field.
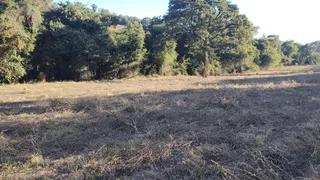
[2,0,320,83]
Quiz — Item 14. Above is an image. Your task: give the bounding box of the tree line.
[1,0,320,83]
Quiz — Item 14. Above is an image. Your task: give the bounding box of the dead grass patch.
[1,66,320,179]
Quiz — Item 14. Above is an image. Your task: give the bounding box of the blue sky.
[54,0,320,44]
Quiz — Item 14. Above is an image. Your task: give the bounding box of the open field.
[1,66,320,179]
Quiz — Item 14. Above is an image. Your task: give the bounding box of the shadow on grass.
[205,73,320,86]
[1,73,320,179]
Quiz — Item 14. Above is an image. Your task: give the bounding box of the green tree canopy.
[142,17,179,75]
[31,2,146,81]
[281,40,299,65]
[255,35,284,68]
[165,0,258,75]
[1,0,319,83]
[0,0,50,83]
[296,41,320,65]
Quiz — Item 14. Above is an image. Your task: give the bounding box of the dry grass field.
[1,66,320,179]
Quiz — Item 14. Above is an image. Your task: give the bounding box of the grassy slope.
[0,66,320,179]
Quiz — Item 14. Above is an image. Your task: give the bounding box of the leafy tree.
[281,40,299,65]
[108,21,146,78]
[217,15,260,73]
[296,41,320,65]
[32,2,116,81]
[142,18,179,75]
[255,35,283,68]
[0,0,50,83]
[3,0,320,83]
[117,14,140,25]
[32,27,98,81]
[141,17,152,31]
[32,1,148,81]
[165,0,257,75]
[91,4,98,12]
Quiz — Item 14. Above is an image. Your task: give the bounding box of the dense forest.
[1,0,320,83]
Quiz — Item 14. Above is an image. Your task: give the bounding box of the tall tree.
[32,2,147,81]
[142,17,179,75]
[32,2,119,81]
[141,17,152,31]
[255,35,283,68]
[0,0,50,83]
[32,2,101,81]
[281,40,299,65]
[296,41,320,65]
[108,21,146,78]
[216,14,260,73]
[165,0,252,75]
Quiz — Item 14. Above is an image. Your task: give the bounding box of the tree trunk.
[203,48,209,78]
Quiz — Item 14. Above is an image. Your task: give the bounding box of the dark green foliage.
[108,21,146,78]
[32,2,107,81]
[0,2,7,15]
[141,17,152,31]
[255,35,284,68]
[0,0,49,83]
[32,28,97,81]
[281,40,299,65]
[142,18,179,75]
[295,41,320,65]
[165,0,259,75]
[217,15,260,73]
[1,0,320,83]
[117,14,140,25]
[31,2,145,81]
